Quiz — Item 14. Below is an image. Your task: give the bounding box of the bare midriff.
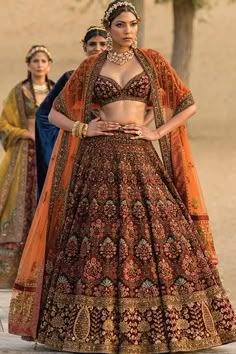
[100,100,147,126]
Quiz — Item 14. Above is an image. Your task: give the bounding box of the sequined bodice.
[93,71,151,107]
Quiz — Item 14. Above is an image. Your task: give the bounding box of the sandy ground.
[188,138,236,309]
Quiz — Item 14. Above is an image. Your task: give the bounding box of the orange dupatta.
[138,48,217,264]
[8,57,95,337]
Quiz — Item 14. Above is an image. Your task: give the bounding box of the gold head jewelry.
[86,25,107,35]
[26,46,52,62]
[81,26,107,44]
[103,1,140,26]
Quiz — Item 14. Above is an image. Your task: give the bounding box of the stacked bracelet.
[72,121,88,138]
[81,123,88,138]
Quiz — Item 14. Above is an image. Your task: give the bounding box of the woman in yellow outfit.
[0,45,53,288]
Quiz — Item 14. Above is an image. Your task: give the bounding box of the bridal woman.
[9,1,236,353]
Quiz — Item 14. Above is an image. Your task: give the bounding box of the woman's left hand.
[122,124,160,141]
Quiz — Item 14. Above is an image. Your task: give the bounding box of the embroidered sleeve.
[175,92,194,115]
[149,49,195,115]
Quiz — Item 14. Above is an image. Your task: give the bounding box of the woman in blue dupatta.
[35,26,107,199]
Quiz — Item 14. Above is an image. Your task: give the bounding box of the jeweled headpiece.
[25,46,53,63]
[81,25,107,44]
[102,1,140,27]
[82,26,107,43]
[86,26,107,36]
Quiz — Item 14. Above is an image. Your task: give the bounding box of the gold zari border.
[37,285,236,353]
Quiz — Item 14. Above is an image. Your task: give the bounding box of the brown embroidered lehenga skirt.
[37,133,236,353]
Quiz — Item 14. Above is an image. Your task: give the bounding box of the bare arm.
[48,108,74,131]
[124,104,197,141]
[155,104,196,139]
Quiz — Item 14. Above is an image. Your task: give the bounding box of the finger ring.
[136,130,142,136]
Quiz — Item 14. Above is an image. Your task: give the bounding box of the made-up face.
[84,35,107,56]
[27,52,51,79]
[109,11,138,51]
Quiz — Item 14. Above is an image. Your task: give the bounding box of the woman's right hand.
[21,130,35,141]
[86,117,121,137]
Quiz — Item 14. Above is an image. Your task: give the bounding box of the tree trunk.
[171,0,195,84]
[131,0,145,46]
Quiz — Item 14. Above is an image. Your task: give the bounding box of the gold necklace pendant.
[107,49,134,65]
[33,83,48,94]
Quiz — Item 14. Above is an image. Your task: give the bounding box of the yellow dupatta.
[8,49,217,337]
[0,85,29,243]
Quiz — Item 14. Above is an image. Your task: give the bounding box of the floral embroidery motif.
[122,259,142,284]
[135,239,152,261]
[84,257,102,282]
[99,237,116,260]
[104,200,117,218]
[133,201,145,219]
[93,72,150,107]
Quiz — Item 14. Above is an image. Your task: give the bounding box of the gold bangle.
[72,121,80,137]
[78,123,84,138]
[82,124,88,138]
[72,121,83,138]
[72,121,89,139]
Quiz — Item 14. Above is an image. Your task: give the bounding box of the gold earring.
[106,32,113,51]
[131,36,138,49]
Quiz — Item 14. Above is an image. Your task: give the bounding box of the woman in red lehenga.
[9,1,236,353]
